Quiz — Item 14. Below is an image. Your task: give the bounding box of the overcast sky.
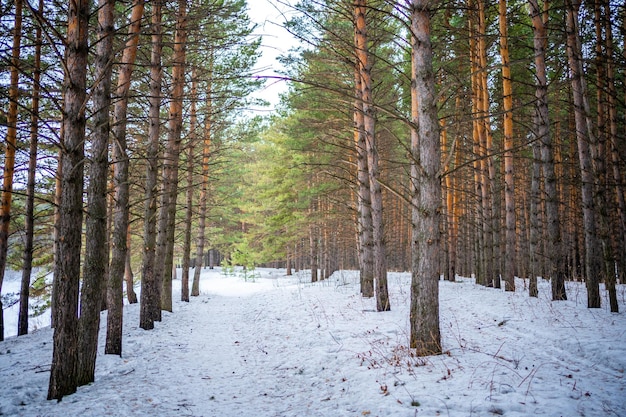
[247,0,299,111]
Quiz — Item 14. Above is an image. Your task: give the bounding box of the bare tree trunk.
[604,0,623,310]
[181,74,198,303]
[478,0,496,288]
[18,0,43,337]
[106,0,145,355]
[499,0,516,292]
[125,224,137,304]
[156,0,187,313]
[409,0,442,355]
[355,0,389,311]
[140,0,163,330]
[50,146,63,329]
[468,4,485,285]
[309,202,318,282]
[48,0,89,400]
[77,0,115,385]
[0,0,23,341]
[447,97,462,283]
[102,175,113,312]
[529,142,541,297]
[441,118,454,282]
[192,73,213,297]
[286,249,292,276]
[353,64,374,297]
[565,0,602,308]
[594,1,618,313]
[528,0,567,300]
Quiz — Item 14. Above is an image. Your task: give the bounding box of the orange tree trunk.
[0,0,23,342]
[499,0,516,292]
[106,0,145,356]
[18,0,42,337]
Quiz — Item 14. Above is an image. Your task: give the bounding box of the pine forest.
[0,0,625,415]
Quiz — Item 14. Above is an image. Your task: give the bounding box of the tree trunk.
[125,224,138,304]
[604,0,623,311]
[18,0,43,337]
[468,3,485,285]
[51,146,63,329]
[603,0,626,312]
[529,141,541,297]
[529,0,567,300]
[106,0,145,355]
[447,97,462,283]
[409,0,442,355]
[181,74,198,303]
[593,1,618,313]
[77,0,115,386]
[286,249,292,276]
[353,63,374,297]
[499,0,516,292]
[309,203,318,282]
[0,0,23,342]
[140,0,163,330]
[468,0,495,287]
[156,0,187,313]
[192,71,213,297]
[565,0,602,308]
[478,0,496,288]
[48,0,89,400]
[355,0,389,311]
[441,118,454,282]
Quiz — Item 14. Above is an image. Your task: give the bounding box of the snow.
[1,267,625,416]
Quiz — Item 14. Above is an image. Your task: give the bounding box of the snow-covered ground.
[1,267,625,416]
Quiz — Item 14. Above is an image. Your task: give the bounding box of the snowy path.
[1,268,625,416]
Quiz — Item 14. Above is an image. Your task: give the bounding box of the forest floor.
[1,268,625,416]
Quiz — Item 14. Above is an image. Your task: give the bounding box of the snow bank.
[1,268,624,416]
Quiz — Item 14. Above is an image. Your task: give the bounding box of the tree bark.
[309,203,319,282]
[125,224,137,304]
[0,0,23,341]
[181,73,198,303]
[604,0,623,311]
[355,0,389,311]
[565,0,602,308]
[106,0,145,355]
[18,0,43,337]
[409,0,442,355]
[140,0,163,330]
[593,1,618,313]
[478,0,496,288]
[468,3,485,285]
[499,0,516,292]
[192,71,213,297]
[353,62,374,297]
[529,0,567,300]
[48,0,89,400]
[529,141,541,297]
[156,0,187,313]
[77,0,115,386]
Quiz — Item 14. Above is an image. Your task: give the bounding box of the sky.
[247,0,300,111]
